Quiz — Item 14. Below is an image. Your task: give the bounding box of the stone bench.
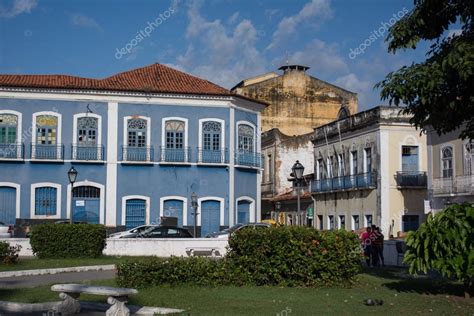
[185,247,221,257]
[51,284,138,316]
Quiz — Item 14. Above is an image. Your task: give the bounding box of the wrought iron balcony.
[310,172,376,193]
[235,151,263,168]
[159,146,191,163]
[197,148,228,164]
[432,175,474,195]
[122,146,154,162]
[396,171,427,187]
[0,143,24,160]
[72,145,104,161]
[31,144,64,160]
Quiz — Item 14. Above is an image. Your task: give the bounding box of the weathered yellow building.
[311,106,428,238]
[231,65,358,136]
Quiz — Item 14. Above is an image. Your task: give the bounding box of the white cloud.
[447,28,462,38]
[267,0,332,50]
[335,73,375,110]
[287,39,349,77]
[228,11,239,24]
[175,2,266,88]
[0,0,37,18]
[71,13,101,31]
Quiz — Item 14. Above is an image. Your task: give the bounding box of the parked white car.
[108,225,159,239]
[205,223,271,239]
[0,222,13,238]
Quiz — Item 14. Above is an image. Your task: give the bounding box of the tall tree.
[376,0,474,139]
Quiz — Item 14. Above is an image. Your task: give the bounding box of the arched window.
[442,146,453,178]
[0,114,18,144]
[77,117,98,146]
[165,120,185,149]
[33,112,61,160]
[36,115,58,145]
[127,118,147,148]
[238,124,254,152]
[337,106,350,120]
[202,121,221,151]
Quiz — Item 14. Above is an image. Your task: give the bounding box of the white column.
[229,107,235,226]
[106,102,118,226]
[256,113,262,222]
[379,129,390,233]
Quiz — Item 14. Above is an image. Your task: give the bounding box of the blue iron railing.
[122,146,154,162]
[31,144,64,160]
[396,171,427,187]
[72,145,104,161]
[0,143,24,159]
[197,148,228,164]
[159,147,191,163]
[311,172,376,193]
[235,151,263,168]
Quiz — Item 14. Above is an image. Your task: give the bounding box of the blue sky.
[0,0,433,110]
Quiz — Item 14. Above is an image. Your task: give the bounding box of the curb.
[0,264,116,278]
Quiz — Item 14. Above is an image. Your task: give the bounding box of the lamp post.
[291,160,304,226]
[191,192,198,238]
[67,167,78,224]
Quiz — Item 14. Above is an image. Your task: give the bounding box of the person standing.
[361,227,372,266]
[375,227,385,266]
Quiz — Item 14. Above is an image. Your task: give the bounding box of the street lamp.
[67,167,78,224]
[191,192,198,238]
[291,160,304,226]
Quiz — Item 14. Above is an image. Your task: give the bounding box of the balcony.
[432,175,474,195]
[396,171,427,188]
[31,144,64,161]
[0,143,24,160]
[159,146,191,163]
[72,145,104,162]
[122,146,154,163]
[235,151,263,168]
[310,172,376,193]
[197,148,228,164]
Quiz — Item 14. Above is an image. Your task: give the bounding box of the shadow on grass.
[361,266,466,297]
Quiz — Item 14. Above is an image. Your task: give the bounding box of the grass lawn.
[0,256,146,272]
[0,268,472,315]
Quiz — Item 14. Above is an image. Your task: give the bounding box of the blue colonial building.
[0,63,266,236]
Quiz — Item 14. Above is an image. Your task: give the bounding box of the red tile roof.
[0,63,267,105]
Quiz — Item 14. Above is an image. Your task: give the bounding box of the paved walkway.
[0,270,116,289]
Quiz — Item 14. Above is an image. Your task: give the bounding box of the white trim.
[440,143,455,178]
[379,129,390,228]
[123,115,152,161]
[30,182,61,219]
[66,181,105,224]
[198,196,225,226]
[198,118,225,163]
[236,120,257,153]
[159,196,188,226]
[235,196,256,223]
[31,111,62,159]
[351,214,359,231]
[106,102,118,226]
[0,110,22,159]
[72,113,102,160]
[0,182,21,220]
[121,195,151,226]
[256,113,262,222]
[161,117,189,162]
[229,108,235,226]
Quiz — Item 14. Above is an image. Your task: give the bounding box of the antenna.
[285,50,289,66]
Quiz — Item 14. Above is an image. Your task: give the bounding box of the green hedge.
[117,227,362,288]
[30,223,106,258]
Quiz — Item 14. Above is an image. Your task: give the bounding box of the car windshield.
[227,223,245,233]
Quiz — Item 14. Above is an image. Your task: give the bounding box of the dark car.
[121,226,193,238]
[205,222,271,238]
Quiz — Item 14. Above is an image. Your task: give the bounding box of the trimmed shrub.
[30,223,106,258]
[117,256,224,288]
[117,227,362,288]
[225,226,361,286]
[0,241,21,264]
